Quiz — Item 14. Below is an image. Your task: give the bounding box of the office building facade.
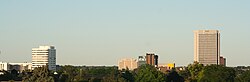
[194,30,220,65]
[118,58,137,70]
[0,62,32,72]
[137,56,146,67]
[220,56,226,66]
[146,53,158,67]
[32,46,56,71]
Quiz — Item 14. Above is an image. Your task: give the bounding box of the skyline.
[0,1,250,66]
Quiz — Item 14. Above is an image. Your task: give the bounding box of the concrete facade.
[146,53,158,67]
[118,58,137,70]
[137,56,146,67]
[32,46,56,71]
[220,56,226,66]
[194,30,220,65]
[0,62,32,72]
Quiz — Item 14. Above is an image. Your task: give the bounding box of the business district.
[0,30,228,73]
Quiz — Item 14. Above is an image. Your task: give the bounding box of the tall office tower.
[146,53,158,67]
[194,30,220,65]
[32,46,56,71]
[137,56,146,67]
[118,58,137,70]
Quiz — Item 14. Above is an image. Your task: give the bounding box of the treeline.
[1,62,250,82]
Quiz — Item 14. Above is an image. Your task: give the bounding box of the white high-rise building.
[32,46,56,71]
[194,30,220,65]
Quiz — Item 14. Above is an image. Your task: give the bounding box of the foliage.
[121,68,135,82]
[135,64,166,82]
[166,70,184,82]
[0,71,12,81]
[197,65,235,82]
[235,70,250,82]
[1,63,250,82]
[178,69,191,81]
[187,62,204,81]
[23,66,54,82]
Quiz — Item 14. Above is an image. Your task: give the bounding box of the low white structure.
[118,58,137,70]
[0,62,9,71]
[9,62,32,71]
[0,62,32,72]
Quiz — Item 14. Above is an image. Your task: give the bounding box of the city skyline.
[0,1,250,66]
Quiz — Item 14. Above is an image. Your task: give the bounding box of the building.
[9,62,32,72]
[194,30,220,65]
[158,64,168,73]
[0,62,32,72]
[118,58,137,70]
[146,53,158,67]
[137,56,146,67]
[32,46,56,71]
[167,63,175,70]
[158,63,175,73]
[0,62,9,71]
[220,56,226,66]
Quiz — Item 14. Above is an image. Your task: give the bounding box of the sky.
[0,0,249,66]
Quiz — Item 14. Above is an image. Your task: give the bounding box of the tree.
[10,69,19,80]
[235,70,250,82]
[0,71,12,81]
[166,70,184,82]
[178,68,191,81]
[135,64,166,82]
[58,65,78,82]
[101,67,128,82]
[58,73,70,82]
[23,66,54,82]
[197,65,235,82]
[120,68,135,82]
[187,62,204,82]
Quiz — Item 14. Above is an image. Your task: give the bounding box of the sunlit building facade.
[194,30,220,65]
[118,58,137,70]
[220,56,226,66]
[32,46,56,71]
[0,62,32,72]
[146,53,158,67]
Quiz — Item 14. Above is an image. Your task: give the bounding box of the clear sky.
[0,0,249,66]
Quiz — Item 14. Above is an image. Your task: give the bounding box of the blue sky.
[0,1,249,66]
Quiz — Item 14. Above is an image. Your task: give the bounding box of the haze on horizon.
[0,0,249,67]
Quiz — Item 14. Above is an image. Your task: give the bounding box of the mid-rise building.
[118,58,137,70]
[32,46,56,71]
[220,56,226,66]
[146,53,158,67]
[137,56,146,67]
[194,30,220,65]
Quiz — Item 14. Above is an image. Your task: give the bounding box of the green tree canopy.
[135,64,166,82]
[235,70,250,82]
[187,62,204,81]
[197,65,235,82]
[23,66,54,82]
